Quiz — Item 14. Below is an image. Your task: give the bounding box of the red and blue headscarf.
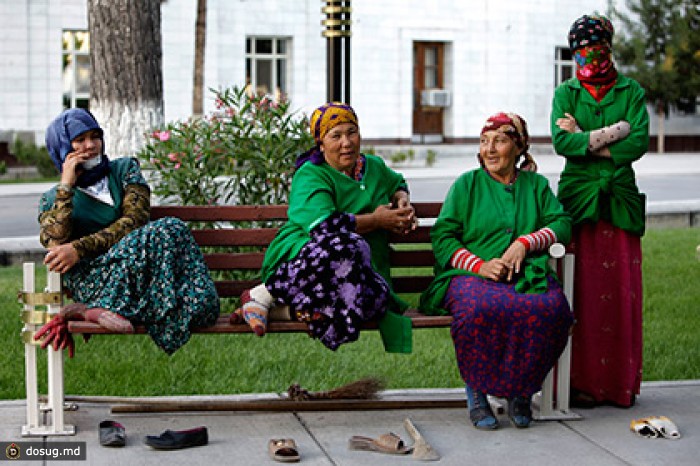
[45,108,110,187]
[568,14,618,89]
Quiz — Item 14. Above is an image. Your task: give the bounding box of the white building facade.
[1,0,697,148]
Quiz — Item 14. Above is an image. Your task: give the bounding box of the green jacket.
[420,169,571,315]
[551,74,650,236]
[262,154,413,353]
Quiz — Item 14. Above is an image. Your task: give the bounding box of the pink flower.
[174,162,181,169]
[167,153,179,162]
[153,130,171,142]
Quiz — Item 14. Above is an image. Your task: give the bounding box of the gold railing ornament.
[321,0,352,38]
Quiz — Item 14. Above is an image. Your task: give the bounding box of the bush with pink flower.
[138,85,313,206]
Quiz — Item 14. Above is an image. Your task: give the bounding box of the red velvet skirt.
[569,220,643,407]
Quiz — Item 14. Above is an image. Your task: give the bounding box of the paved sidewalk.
[1,382,698,465]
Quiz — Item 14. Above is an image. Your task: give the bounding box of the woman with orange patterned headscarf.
[232,102,417,353]
[421,112,573,430]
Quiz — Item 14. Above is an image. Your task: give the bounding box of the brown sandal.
[348,432,412,455]
[268,438,300,463]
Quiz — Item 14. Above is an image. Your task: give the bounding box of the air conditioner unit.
[421,89,451,107]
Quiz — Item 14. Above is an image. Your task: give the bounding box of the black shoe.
[99,420,126,447]
[145,426,208,450]
[507,396,532,428]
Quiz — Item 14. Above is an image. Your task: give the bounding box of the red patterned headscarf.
[480,112,537,172]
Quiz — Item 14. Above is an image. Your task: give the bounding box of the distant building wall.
[1,0,697,150]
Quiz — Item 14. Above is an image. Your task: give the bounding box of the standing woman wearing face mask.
[551,14,650,408]
[36,108,219,357]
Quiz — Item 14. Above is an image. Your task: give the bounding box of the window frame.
[554,46,574,88]
[62,30,91,109]
[245,36,291,100]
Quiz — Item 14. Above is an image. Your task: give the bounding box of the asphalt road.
[1,173,698,238]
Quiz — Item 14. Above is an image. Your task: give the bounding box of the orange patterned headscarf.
[296,102,359,169]
[309,102,359,143]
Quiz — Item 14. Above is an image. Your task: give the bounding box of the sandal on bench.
[348,432,412,455]
[231,287,270,336]
[268,438,300,463]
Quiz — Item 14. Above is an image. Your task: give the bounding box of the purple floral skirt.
[445,275,573,397]
[267,213,390,350]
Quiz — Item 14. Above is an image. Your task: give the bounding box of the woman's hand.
[44,243,79,273]
[391,191,418,235]
[361,204,416,235]
[500,241,527,281]
[555,112,579,134]
[478,258,513,282]
[60,150,92,186]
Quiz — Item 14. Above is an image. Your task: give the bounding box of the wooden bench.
[19,202,578,436]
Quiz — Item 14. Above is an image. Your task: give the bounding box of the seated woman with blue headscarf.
[232,102,417,353]
[35,108,219,357]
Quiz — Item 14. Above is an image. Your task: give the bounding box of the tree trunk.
[192,0,207,116]
[88,0,164,158]
[657,104,665,154]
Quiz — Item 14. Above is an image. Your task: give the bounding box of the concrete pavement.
[1,382,699,465]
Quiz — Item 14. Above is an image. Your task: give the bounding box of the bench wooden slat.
[67,313,453,334]
[204,253,265,270]
[192,229,278,247]
[151,205,288,221]
[392,276,435,294]
[389,249,435,267]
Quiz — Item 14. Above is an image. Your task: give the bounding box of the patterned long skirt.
[267,213,390,350]
[65,217,220,354]
[569,220,643,407]
[445,275,573,398]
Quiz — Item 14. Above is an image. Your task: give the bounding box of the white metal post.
[46,269,73,434]
[22,263,39,435]
[535,246,581,420]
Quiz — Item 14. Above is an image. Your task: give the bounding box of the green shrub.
[11,139,57,178]
[0,160,6,176]
[138,85,314,206]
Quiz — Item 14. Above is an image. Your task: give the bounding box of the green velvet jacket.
[261,154,413,353]
[551,74,650,236]
[420,168,571,316]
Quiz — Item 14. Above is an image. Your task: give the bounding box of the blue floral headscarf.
[45,108,110,187]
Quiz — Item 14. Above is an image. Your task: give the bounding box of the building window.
[62,30,90,109]
[554,46,574,87]
[245,37,290,100]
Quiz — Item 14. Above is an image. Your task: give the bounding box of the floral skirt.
[267,213,390,350]
[65,217,220,354]
[569,220,643,407]
[445,275,573,398]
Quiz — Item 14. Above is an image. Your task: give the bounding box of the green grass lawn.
[1,228,699,400]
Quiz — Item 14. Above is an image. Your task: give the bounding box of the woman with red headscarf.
[421,112,573,430]
[551,14,650,408]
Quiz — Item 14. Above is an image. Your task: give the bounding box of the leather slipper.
[145,426,208,450]
[641,416,681,440]
[348,432,412,455]
[268,438,300,463]
[99,420,126,447]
